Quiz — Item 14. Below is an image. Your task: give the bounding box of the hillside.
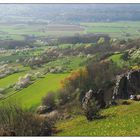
[0,3,140,136]
[56,100,140,136]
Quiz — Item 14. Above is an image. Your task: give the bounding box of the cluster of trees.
[57,34,110,44]
[41,36,140,113]
[0,40,35,49]
[0,64,19,79]
[41,60,123,120]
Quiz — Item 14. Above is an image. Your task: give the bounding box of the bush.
[0,104,54,136]
[42,92,56,112]
[58,83,78,105]
[97,37,105,45]
[121,52,129,61]
[57,88,72,106]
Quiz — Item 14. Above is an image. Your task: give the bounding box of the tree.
[97,37,105,45]
[42,92,56,112]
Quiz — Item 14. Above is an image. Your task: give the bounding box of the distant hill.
[0,4,140,23]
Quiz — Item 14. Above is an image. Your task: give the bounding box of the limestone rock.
[113,69,140,99]
[82,89,106,110]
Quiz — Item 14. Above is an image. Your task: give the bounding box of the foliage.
[0,104,54,136]
[97,37,105,45]
[121,52,130,61]
[57,85,75,106]
[42,91,56,112]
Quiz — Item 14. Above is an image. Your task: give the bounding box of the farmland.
[0,24,85,40]
[1,73,68,110]
[0,4,140,136]
[81,21,140,39]
[1,21,140,41]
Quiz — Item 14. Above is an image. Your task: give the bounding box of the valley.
[0,4,140,136]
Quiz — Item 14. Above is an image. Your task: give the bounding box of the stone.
[113,69,140,99]
[82,89,106,110]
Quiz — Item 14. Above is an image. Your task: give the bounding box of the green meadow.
[1,73,68,110]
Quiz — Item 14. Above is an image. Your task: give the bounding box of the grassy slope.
[108,53,130,68]
[0,72,26,88]
[56,101,140,136]
[45,56,87,72]
[108,53,123,67]
[1,73,68,110]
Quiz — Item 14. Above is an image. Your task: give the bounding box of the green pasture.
[0,72,26,89]
[1,73,68,110]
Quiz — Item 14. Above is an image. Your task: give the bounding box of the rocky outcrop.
[82,89,106,109]
[113,69,140,99]
[82,89,106,120]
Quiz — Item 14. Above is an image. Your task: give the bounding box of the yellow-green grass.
[0,72,26,88]
[56,101,140,136]
[108,53,126,67]
[45,56,87,72]
[1,73,68,110]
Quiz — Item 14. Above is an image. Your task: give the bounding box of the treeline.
[0,40,35,49]
[57,34,110,44]
[39,60,127,123]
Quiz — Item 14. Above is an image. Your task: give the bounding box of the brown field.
[46,24,85,31]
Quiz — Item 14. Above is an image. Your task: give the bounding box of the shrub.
[42,92,56,112]
[121,52,129,61]
[57,87,74,106]
[97,37,105,45]
[0,104,54,136]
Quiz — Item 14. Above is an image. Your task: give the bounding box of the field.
[46,24,84,31]
[81,21,140,39]
[0,72,26,89]
[0,19,140,136]
[56,100,140,136]
[45,56,87,72]
[1,21,140,40]
[108,53,124,67]
[1,73,68,110]
[0,24,85,40]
